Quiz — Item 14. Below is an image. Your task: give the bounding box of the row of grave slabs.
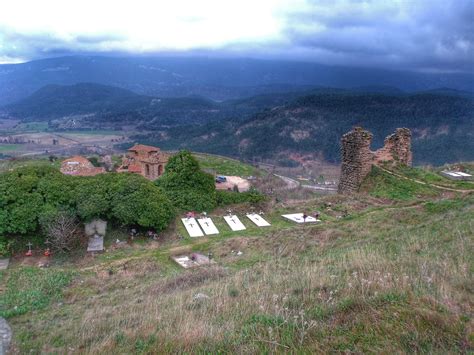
[172,213,321,269]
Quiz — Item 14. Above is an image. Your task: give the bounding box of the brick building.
[60,156,106,176]
[117,144,169,180]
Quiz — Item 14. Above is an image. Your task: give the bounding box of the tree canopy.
[0,166,175,238]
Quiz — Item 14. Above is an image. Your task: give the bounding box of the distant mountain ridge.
[134,91,474,165]
[0,55,472,106]
[2,81,473,165]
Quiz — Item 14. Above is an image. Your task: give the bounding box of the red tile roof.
[127,163,143,173]
[128,144,160,153]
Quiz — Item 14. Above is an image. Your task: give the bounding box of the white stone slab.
[246,213,271,227]
[456,172,472,177]
[173,256,194,269]
[224,215,247,231]
[282,213,321,224]
[197,217,219,235]
[87,235,104,252]
[0,258,10,270]
[181,218,204,237]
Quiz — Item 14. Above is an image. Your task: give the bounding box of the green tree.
[156,150,217,211]
[111,174,175,231]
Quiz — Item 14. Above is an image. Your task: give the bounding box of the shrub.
[216,188,266,206]
[0,236,13,257]
[0,167,176,242]
[156,150,217,211]
[111,174,175,231]
[39,209,84,253]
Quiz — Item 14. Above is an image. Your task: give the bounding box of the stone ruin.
[338,127,412,194]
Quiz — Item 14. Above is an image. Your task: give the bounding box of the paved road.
[274,174,338,192]
[273,174,300,190]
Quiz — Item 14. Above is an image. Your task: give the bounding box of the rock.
[0,317,12,354]
[192,293,210,302]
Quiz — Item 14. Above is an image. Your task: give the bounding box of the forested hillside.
[134,92,474,165]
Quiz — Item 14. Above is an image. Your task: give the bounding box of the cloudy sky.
[0,0,472,72]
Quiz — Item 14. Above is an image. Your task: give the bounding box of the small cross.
[27,242,33,250]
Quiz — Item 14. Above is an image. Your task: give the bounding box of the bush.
[39,210,84,253]
[111,174,175,231]
[0,236,13,257]
[0,167,176,243]
[156,150,217,211]
[216,187,266,206]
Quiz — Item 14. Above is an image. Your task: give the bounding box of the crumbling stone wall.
[338,127,374,194]
[373,128,412,166]
[338,127,412,194]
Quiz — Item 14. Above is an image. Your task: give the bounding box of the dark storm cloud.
[278,0,474,72]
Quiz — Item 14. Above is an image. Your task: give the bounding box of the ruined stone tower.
[338,127,412,194]
[338,127,374,194]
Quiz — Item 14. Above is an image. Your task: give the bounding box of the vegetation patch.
[0,267,74,318]
[361,166,439,200]
[194,153,258,176]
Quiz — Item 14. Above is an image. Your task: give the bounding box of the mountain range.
[0,55,473,166]
[1,55,473,106]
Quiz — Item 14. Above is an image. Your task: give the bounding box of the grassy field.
[1,180,473,353]
[0,144,22,153]
[0,157,60,174]
[194,153,259,177]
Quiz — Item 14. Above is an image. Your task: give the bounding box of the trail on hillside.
[379,167,474,193]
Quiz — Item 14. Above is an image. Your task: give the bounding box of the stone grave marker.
[246,213,271,227]
[197,217,219,235]
[282,213,320,223]
[224,215,246,231]
[0,259,9,271]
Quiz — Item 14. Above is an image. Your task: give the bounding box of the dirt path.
[379,167,473,193]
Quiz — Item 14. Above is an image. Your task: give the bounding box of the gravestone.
[85,219,107,252]
[246,213,271,227]
[0,317,12,355]
[282,213,320,223]
[224,215,246,231]
[181,218,204,237]
[0,259,9,271]
[197,218,219,235]
[171,253,216,268]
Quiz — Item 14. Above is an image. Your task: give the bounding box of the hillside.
[133,92,474,165]
[0,55,473,105]
[2,83,222,126]
[1,164,473,353]
[2,84,473,165]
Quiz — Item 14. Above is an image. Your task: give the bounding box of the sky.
[0,0,473,73]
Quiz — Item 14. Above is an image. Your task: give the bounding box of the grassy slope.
[1,195,474,353]
[193,153,259,177]
[0,144,22,153]
[1,187,473,353]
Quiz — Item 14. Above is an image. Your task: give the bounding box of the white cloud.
[0,0,288,52]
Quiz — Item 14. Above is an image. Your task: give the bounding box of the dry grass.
[4,194,474,353]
